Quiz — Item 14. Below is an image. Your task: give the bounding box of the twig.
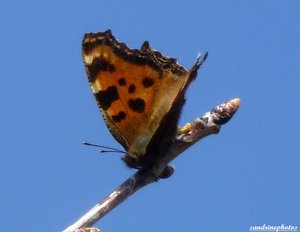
[63,98,240,232]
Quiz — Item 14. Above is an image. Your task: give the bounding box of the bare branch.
[63,98,240,232]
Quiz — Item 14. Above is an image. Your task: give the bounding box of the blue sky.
[1,1,299,231]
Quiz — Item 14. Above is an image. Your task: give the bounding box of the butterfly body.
[82,30,206,169]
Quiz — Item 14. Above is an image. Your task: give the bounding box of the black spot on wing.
[118,77,126,86]
[142,77,154,88]
[94,86,119,110]
[128,84,136,94]
[88,57,116,82]
[128,98,145,113]
[112,111,126,122]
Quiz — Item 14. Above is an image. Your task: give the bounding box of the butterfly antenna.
[82,141,127,154]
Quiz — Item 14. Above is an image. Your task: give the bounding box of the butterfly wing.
[82,30,203,167]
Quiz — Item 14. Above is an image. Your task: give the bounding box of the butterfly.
[82,30,207,170]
